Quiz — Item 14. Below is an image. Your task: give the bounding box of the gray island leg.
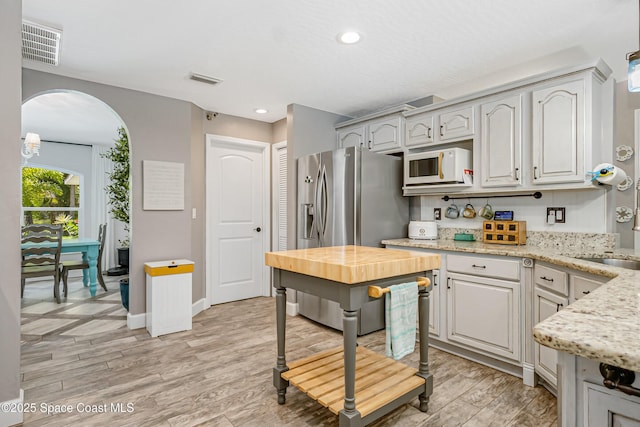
[417,284,433,412]
[339,308,362,427]
[273,280,289,404]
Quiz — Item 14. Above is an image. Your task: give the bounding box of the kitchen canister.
[590,163,627,186]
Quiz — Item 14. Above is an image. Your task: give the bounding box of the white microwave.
[404,148,472,185]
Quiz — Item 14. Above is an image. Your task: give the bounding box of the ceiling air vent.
[189,73,223,86]
[22,20,62,66]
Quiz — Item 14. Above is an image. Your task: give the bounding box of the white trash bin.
[144,259,194,337]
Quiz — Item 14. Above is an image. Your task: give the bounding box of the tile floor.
[21,273,128,338]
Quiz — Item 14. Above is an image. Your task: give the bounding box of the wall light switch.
[192,208,197,220]
[546,207,565,224]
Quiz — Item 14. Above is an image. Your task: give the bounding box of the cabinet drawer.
[447,254,520,281]
[572,275,604,301]
[534,263,568,296]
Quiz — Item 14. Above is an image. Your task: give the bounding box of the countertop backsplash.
[435,227,618,252]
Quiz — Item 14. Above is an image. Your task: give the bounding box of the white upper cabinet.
[532,78,585,184]
[480,94,523,187]
[337,124,367,149]
[367,115,404,152]
[438,106,474,142]
[336,105,413,154]
[403,106,474,150]
[405,114,435,148]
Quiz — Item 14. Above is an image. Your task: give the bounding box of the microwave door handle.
[438,152,444,180]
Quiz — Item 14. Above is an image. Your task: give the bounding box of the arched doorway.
[20,90,131,336]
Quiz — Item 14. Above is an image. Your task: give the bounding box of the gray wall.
[1,0,22,407]
[285,104,349,252]
[614,80,640,248]
[23,69,194,316]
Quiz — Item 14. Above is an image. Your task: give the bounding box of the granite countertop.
[265,245,441,284]
[382,238,640,372]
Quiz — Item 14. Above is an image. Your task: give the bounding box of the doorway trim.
[205,134,271,307]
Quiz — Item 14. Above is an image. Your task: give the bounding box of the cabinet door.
[429,269,440,337]
[481,94,522,187]
[571,274,605,302]
[438,106,474,142]
[585,382,640,426]
[534,287,568,387]
[532,79,585,184]
[405,113,435,148]
[368,116,403,152]
[447,272,520,361]
[337,125,366,149]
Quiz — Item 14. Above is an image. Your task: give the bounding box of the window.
[21,167,81,238]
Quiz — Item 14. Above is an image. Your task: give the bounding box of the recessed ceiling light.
[338,31,361,44]
[255,108,268,114]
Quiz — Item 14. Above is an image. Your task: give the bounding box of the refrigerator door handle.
[317,165,328,246]
[312,165,322,243]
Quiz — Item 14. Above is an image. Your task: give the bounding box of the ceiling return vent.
[189,72,223,86]
[22,20,62,66]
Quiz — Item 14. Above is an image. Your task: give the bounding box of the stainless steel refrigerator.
[296,146,408,335]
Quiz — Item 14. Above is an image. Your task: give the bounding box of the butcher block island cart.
[265,245,441,426]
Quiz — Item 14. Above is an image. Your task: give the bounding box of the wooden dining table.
[21,238,101,296]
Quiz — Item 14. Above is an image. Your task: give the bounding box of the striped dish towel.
[384,281,418,360]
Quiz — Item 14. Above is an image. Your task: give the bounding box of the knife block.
[483,221,527,245]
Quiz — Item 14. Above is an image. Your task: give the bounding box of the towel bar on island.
[368,277,431,298]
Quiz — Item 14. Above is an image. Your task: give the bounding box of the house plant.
[102,126,130,310]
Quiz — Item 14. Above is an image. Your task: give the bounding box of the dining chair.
[60,223,108,297]
[21,224,64,303]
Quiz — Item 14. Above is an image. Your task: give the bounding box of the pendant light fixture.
[629,0,640,91]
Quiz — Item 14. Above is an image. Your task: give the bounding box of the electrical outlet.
[434,208,441,221]
[546,207,566,224]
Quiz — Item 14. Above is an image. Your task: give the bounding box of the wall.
[0,0,23,417]
[23,69,194,317]
[614,80,640,248]
[418,189,609,233]
[272,118,287,143]
[198,111,273,304]
[285,104,349,251]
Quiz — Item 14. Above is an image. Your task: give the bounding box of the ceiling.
[21,0,637,141]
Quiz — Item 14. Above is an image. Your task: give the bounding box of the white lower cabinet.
[558,352,640,427]
[585,382,640,426]
[429,269,440,337]
[447,272,521,362]
[533,287,568,387]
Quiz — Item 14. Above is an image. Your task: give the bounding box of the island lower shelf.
[282,345,425,418]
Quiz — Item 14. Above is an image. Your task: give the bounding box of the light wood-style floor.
[20,284,557,426]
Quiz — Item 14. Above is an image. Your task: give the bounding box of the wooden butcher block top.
[265,245,441,284]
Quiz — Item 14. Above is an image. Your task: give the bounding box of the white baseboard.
[127,298,209,331]
[286,301,299,317]
[522,362,537,387]
[192,298,207,317]
[127,312,146,330]
[0,389,23,427]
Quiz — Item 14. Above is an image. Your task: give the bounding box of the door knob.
[254,227,261,232]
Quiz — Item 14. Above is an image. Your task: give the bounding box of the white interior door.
[206,135,270,305]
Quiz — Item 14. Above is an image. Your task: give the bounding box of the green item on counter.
[454,233,475,241]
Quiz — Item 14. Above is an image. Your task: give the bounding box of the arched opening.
[20,90,132,331]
